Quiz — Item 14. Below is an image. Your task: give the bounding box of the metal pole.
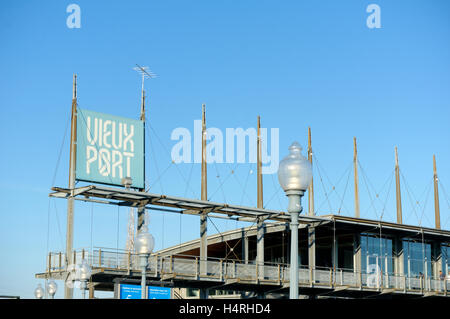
[257,116,263,209]
[137,75,146,233]
[65,74,77,299]
[433,155,441,229]
[256,116,264,286]
[307,127,314,216]
[395,147,403,224]
[141,254,148,299]
[287,190,303,299]
[353,137,360,218]
[200,104,208,299]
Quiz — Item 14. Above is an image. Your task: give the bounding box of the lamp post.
[34,283,44,299]
[278,142,312,299]
[135,230,154,299]
[47,280,57,299]
[79,259,92,299]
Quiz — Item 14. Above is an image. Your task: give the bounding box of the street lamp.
[34,283,44,299]
[135,230,154,299]
[278,142,312,299]
[79,259,92,299]
[47,280,57,299]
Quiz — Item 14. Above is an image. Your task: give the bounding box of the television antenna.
[133,64,157,120]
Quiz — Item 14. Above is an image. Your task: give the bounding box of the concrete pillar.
[257,218,265,279]
[199,289,209,299]
[243,235,249,264]
[432,242,442,278]
[353,234,361,273]
[89,283,95,299]
[393,237,404,276]
[332,237,339,270]
[308,226,316,270]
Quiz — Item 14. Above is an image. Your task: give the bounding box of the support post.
[256,218,265,280]
[287,190,303,299]
[256,116,265,286]
[432,242,442,280]
[433,155,441,229]
[200,104,208,299]
[307,127,314,216]
[353,234,361,285]
[65,74,77,299]
[393,237,404,278]
[353,137,360,218]
[244,235,249,264]
[137,76,147,233]
[395,147,403,224]
[308,226,316,276]
[89,283,95,299]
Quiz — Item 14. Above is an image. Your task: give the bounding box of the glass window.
[403,240,431,278]
[361,234,394,275]
[442,245,450,277]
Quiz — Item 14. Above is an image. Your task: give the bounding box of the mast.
[307,127,314,216]
[137,72,146,233]
[201,104,207,202]
[200,104,208,299]
[395,147,403,224]
[353,137,360,218]
[257,116,263,209]
[200,104,208,296]
[65,74,77,299]
[433,155,441,229]
[307,127,316,272]
[256,116,264,280]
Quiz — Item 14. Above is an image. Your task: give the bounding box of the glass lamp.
[278,141,312,193]
[34,283,44,299]
[135,232,155,255]
[79,259,91,299]
[277,141,312,299]
[47,280,57,299]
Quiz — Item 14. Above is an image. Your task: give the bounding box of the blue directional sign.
[148,286,171,299]
[119,284,171,299]
[120,284,141,299]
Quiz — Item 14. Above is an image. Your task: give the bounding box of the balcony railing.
[44,248,450,296]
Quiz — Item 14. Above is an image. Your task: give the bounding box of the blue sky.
[0,0,449,298]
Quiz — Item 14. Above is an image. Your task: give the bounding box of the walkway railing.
[45,249,450,296]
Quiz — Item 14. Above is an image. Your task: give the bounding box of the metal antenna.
[133,64,157,121]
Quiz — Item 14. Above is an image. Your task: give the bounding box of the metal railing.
[45,249,450,296]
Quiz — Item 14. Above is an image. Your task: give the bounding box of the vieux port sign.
[76,108,144,189]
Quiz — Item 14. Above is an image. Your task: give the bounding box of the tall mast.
[140,72,146,121]
[353,137,360,218]
[257,116,263,209]
[137,73,146,233]
[199,104,208,298]
[433,155,441,229]
[133,64,156,232]
[256,116,264,281]
[395,147,403,224]
[201,104,207,201]
[65,74,77,299]
[307,127,314,216]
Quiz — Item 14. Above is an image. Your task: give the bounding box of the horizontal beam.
[49,185,330,224]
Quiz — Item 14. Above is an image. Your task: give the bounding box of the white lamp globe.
[135,232,155,255]
[34,283,44,299]
[278,142,312,192]
[78,259,92,282]
[47,280,57,297]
